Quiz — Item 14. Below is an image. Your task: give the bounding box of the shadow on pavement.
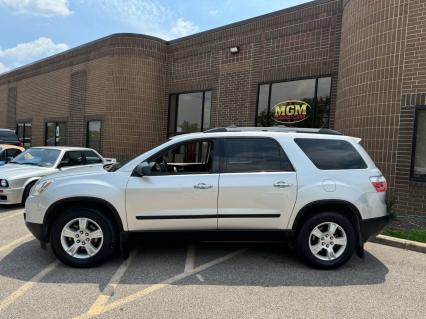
[0,236,388,288]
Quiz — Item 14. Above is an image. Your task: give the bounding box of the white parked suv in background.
[24,127,390,269]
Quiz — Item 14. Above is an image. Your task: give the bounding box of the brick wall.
[167,0,342,129]
[337,0,426,215]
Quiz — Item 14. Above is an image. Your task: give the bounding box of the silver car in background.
[0,147,114,205]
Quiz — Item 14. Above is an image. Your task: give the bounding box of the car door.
[126,139,219,231]
[218,137,297,230]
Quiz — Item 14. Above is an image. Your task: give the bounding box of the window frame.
[168,90,212,137]
[410,105,426,182]
[86,120,102,152]
[45,121,67,146]
[255,75,333,128]
[219,137,295,174]
[16,121,32,148]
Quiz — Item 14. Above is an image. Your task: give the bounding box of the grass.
[382,228,426,244]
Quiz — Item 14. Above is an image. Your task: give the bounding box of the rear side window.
[295,138,367,170]
[223,138,293,173]
[83,150,103,164]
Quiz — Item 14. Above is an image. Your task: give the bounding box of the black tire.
[22,181,36,205]
[296,212,356,269]
[50,206,118,268]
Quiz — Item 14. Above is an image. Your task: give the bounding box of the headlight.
[0,179,8,187]
[31,179,53,196]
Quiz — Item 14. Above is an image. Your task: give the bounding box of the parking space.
[0,206,425,319]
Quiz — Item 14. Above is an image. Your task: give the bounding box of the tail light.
[18,140,24,147]
[370,176,387,192]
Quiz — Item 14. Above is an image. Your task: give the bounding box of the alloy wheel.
[308,222,347,261]
[60,217,104,259]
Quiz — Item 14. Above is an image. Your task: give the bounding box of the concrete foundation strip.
[371,235,426,254]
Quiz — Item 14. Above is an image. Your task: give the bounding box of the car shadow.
[0,237,388,289]
[0,205,23,213]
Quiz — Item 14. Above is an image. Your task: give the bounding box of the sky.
[0,0,310,74]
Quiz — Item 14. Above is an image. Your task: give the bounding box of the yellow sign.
[272,100,311,124]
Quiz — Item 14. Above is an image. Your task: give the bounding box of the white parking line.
[0,261,59,312]
[0,234,33,254]
[0,212,22,223]
[184,243,195,273]
[76,248,247,319]
[85,251,136,316]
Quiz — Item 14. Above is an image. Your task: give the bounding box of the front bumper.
[0,187,24,205]
[360,215,391,242]
[25,221,46,241]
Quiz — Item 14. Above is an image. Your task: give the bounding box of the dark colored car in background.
[0,129,22,147]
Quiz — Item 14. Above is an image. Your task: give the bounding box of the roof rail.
[204,126,343,135]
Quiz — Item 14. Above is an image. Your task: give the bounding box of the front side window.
[223,138,293,173]
[168,91,212,136]
[295,138,367,170]
[87,121,102,152]
[147,140,213,175]
[411,106,426,181]
[45,122,66,146]
[10,148,61,167]
[16,122,32,148]
[257,77,331,128]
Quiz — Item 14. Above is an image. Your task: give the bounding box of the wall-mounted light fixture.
[229,46,240,54]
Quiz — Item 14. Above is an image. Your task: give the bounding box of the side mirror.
[134,162,151,177]
[5,156,13,163]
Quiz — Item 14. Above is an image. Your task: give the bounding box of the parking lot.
[0,206,424,319]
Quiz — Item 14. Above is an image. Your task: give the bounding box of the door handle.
[194,183,213,190]
[273,181,292,188]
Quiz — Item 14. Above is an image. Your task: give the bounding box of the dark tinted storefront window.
[168,91,212,136]
[16,122,32,148]
[256,77,332,128]
[87,120,102,152]
[295,138,367,170]
[45,122,66,146]
[411,107,426,181]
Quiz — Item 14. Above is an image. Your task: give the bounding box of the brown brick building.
[0,0,425,216]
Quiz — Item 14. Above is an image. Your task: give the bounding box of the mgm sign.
[272,100,311,124]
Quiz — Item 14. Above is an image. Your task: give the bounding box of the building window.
[16,122,32,148]
[45,122,66,146]
[86,120,102,152]
[411,106,426,181]
[256,77,332,128]
[168,91,212,136]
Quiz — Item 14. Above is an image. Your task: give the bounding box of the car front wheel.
[50,207,117,267]
[296,212,356,269]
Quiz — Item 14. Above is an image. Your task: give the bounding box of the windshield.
[10,148,61,167]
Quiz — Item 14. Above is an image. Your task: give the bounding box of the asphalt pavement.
[0,206,425,319]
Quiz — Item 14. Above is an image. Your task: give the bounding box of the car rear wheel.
[50,207,117,267]
[296,212,356,269]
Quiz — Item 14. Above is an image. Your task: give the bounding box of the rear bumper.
[360,215,391,242]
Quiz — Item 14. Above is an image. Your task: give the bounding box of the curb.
[370,235,426,254]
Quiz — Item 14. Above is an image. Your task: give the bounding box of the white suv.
[24,127,390,269]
